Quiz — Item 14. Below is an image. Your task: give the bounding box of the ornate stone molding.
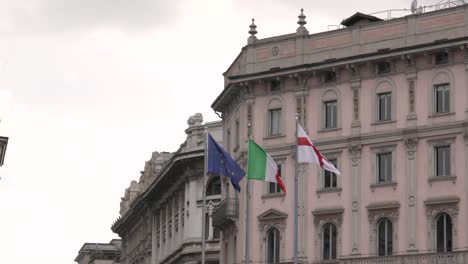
[367,203,400,256]
[424,196,460,251]
[404,137,418,157]
[348,144,362,166]
[312,207,344,261]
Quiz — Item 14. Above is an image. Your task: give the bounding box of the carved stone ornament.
[353,88,359,120]
[404,137,418,156]
[348,144,362,166]
[272,46,279,56]
[409,80,415,112]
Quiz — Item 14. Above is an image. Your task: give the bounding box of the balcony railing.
[212,198,239,230]
[338,251,468,264]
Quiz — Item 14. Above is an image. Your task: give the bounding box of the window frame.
[322,222,338,260]
[323,100,338,129]
[377,152,392,183]
[433,83,450,114]
[428,137,456,182]
[371,144,396,187]
[267,164,283,194]
[266,227,280,263]
[434,50,449,65]
[435,213,453,252]
[268,108,282,136]
[377,92,392,121]
[377,218,393,256]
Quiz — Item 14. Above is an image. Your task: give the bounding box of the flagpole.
[294,113,299,264]
[201,128,208,264]
[245,121,252,264]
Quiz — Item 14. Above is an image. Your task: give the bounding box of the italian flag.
[247,139,286,193]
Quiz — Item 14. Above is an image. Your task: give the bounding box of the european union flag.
[207,133,245,192]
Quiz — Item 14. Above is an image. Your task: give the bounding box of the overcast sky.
[0,0,438,263]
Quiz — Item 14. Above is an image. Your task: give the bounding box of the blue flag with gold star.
[207,133,245,192]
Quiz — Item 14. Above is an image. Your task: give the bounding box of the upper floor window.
[266,227,280,263]
[377,61,391,75]
[322,223,337,260]
[436,213,452,252]
[377,152,392,183]
[268,164,282,194]
[206,177,221,196]
[377,218,393,256]
[323,100,337,129]
[435,50,449,65]
[377,92,392,121]
[323,159,338,189]
[268,108,282,136]
[434,83,450,113]
[324,71,336,83]
[435,145,450,177]
[270,80,281,92]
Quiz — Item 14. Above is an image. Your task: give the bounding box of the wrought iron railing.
[212,198,239,229]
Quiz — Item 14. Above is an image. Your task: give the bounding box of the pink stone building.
[212,4,468,263]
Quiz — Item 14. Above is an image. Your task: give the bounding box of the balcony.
[212,198,239,230]
[336,251,468,264]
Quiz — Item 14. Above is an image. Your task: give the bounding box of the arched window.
[206,177,221,196]
[321,90,339,129]
[266,227,280,264]
[436,213,452,252]
[322,223,337,260]
[267,98,283,136]
[377,218,393,256]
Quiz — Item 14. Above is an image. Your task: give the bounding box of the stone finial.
[187,113,204,127]
[248,18,258,44]
[298,8,307,27]
[296,9,309,35]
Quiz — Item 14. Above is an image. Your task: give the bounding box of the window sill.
[370,181,397,191]
[428,112,455,118]
[318,127,341,133]
[262,192,285,200]
[428,175,456,185]
[313,260,340,264]
[371,120,396,126]
[317,187,342,194]
[263,134,285,140]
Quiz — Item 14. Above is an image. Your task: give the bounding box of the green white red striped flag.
[247,139,286,193]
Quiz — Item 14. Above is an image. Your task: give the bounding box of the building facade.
[212,4,468,263]
[75,239,122,264]
[112,114,222,264]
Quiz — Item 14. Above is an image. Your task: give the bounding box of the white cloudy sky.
[0,0,438,263]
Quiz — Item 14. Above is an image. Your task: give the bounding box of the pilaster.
[406,55,418,126]
[404,136,418,251]
[350,74,361,135]
[348,143,362,254]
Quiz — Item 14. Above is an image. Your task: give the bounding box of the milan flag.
[297,124,341,175]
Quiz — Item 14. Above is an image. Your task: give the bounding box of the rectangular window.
[434,84,450,113]
[270,80,281,92]
[377,61,391,74]
[268,164,282,194]
[435,51,449,65]
[377,153,392,183]
[324,100,337,129]
[435,146,450,177]
[324,159,338,189]
[377,92,392,121]
[324,71,336,83]
[268,108,282,136]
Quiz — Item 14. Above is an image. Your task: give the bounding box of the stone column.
[349,144,362,254]
[405,137,418,251]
